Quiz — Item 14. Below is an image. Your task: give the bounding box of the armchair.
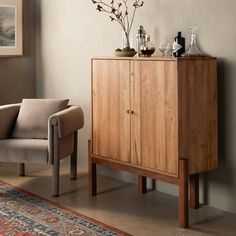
[0,100,84,197]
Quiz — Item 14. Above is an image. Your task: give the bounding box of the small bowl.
[114,50,137,57]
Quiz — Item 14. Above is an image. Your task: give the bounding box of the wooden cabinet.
[90,57,217,228]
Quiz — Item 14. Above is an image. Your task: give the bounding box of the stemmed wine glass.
[158,43,166,56]
[165,43,174,57]
[159,42,182,57]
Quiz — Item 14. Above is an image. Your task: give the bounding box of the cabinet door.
[92,59,130,162]
[131,60,178,176]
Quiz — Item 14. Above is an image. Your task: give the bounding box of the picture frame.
[0,0,23,56]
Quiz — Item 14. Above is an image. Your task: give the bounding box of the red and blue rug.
[0,180,130,236]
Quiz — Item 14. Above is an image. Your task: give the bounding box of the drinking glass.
[165,43,174,57]
[158,43,166,56]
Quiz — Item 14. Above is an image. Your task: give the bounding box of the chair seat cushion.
[0,139,48,164]
[12,99,69,139]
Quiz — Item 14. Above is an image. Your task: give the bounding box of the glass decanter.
[140,35,155,57]
[183,27,207,57]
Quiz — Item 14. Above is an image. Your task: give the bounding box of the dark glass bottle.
[173,32,185,57]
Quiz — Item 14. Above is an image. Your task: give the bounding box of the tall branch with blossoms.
[92,0,144,49]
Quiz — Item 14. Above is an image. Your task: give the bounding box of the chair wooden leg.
[52,125,60,198]
[52,158,60,198]
[18,163,25,176]
[179,158,189,228]
[70,132,78,180]
[88,140,97,197]
[190,173,199,209]
[138,176,147,194]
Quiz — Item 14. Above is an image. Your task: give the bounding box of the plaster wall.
[0,0,36,105]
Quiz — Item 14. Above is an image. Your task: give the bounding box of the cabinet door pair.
[92,59,178,176]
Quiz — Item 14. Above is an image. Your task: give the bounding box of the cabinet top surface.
[92,56,216,61]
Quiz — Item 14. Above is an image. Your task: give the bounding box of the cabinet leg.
[18,163,25,176]
[152,179,156,191]
[88,140,97,197]
[179,159,189,228]
[138,176,147,194]
[190,173,199,209]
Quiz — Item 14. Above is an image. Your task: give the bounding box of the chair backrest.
[0,104,20,139]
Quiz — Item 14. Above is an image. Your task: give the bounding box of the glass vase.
[122,31,133,49]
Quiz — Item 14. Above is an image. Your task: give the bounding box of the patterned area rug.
[0,180,130,236]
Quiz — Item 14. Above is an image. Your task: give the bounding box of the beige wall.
[36,0,236,213]
[0,0,36,105]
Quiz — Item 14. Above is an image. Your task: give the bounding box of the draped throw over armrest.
[0,104,21,139]
[49,106,84,138]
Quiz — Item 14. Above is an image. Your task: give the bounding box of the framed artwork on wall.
[0,0,23,56]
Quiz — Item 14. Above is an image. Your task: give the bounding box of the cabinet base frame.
[88,140,199,228]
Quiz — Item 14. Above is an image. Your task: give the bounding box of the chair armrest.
[0,104,21,139]
[48,106,84,164]
[49,106,84,138]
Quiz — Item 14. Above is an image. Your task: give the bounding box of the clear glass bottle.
[140,35,155,57]
[136,25,146,57]
[183,27,207,57]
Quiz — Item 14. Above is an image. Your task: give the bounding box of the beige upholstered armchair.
[0,99,84,197]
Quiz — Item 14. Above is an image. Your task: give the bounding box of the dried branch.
[92,0,144,36]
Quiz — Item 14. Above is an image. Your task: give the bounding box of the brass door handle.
[126,110,134,114]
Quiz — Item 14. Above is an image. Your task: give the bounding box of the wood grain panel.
[165,62,179,174]
[92,59,130,162]
[131,60,178,176]
[178,59,218,174]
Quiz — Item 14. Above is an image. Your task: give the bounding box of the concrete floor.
[0,163,235,236]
